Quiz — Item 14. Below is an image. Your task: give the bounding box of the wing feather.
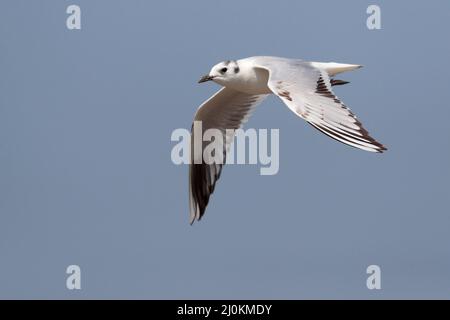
[189,87,268,224]
[253,60,386,153]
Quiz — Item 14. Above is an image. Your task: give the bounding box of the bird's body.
[190,56,386,224]
[209,56,363,94]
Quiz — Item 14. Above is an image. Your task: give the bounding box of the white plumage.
[190,56,386,224]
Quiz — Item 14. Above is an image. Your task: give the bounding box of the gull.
[189,56,386,224]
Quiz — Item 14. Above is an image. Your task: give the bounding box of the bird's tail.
[311,62,363,77]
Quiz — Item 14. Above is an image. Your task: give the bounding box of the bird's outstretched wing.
[189,87,268,224]
[254,60,386,153]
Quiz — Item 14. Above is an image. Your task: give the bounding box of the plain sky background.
[1,0,449,299]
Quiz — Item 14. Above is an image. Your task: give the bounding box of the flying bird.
[189,56,386,224]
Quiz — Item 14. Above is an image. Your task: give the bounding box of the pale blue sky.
[0,0,449,299]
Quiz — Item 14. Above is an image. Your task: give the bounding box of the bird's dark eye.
[220,67,228,73]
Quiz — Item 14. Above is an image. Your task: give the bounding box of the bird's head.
[198,60,240,85]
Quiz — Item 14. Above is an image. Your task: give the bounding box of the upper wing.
[254,60,386,153]
[189,87,268,224]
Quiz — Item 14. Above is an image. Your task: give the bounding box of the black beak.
[198,75,214,83]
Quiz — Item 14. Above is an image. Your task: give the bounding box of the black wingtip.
[377,144,388,153]
[330,79,350,86]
